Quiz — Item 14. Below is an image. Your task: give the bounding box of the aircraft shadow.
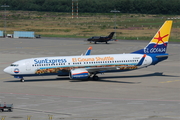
[69,78,139,84]
[5,77,137,84]
[5,77,70,83]
[5,72,179,83]
[93,72,179,83]
[71,72,179,83]
[101,72,179,79]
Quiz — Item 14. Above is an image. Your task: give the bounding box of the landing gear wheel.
[20,78,24,82]
[92,76,99,80]
[94,41,97,44]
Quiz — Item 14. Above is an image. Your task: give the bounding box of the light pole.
[72,0,78,19]
[110,9,120,39]
[1,4,9,37]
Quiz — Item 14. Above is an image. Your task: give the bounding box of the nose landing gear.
[20,78,24,82]
[14,76,24,82]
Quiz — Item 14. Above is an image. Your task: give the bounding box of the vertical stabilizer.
[108,32,115,39]
[132,21,173,54]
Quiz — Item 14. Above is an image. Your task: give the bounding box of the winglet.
[82,46,92,56]
[132,20,173,54]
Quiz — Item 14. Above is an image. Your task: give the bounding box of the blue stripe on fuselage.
[136,54,146,66]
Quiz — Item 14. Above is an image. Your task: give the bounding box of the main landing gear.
[90,72,99,80]
[92,75,99,80]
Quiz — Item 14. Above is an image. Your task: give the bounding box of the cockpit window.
[10,64,19,67]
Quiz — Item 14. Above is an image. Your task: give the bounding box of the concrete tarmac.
[0,38,180,120]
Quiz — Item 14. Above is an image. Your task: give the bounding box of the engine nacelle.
[69,69,89,80]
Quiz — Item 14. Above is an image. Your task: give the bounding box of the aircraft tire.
[20,79,24,82]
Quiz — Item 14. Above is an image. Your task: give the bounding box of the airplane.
[87,32,115,44]
[3,21,172,82]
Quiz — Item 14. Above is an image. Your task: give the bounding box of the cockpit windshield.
[10,64,19,67]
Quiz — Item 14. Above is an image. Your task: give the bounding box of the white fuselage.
[4,53,152,77]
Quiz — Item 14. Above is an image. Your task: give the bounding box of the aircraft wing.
[92,36,101,39]
[84,46,92,55]
[86,67,116,73]
[85,65,137,73]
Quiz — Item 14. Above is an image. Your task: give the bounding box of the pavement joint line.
[0,62,12,64]
[14,107,72,115]
[159,80,180,83]
[1,92,180,102]
[0,77,12,80]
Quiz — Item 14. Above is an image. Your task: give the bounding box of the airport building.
[13,31,35,38]
[0,31,4,37]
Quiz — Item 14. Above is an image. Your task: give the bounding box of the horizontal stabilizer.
[156,55,169,58]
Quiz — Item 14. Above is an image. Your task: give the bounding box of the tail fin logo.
[131,21,172,54]
[154,31,169,48]
[144,21,172,54]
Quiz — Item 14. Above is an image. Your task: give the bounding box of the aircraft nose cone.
[3,67,10,74]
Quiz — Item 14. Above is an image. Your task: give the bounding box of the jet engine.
[69,69,90,80]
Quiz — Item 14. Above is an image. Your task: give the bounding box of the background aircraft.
[87,32,115,44]
[3,21,172,82]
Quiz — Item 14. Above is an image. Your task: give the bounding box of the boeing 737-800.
[4,21,172,82]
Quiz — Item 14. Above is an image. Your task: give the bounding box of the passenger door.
[25,61,31,71]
